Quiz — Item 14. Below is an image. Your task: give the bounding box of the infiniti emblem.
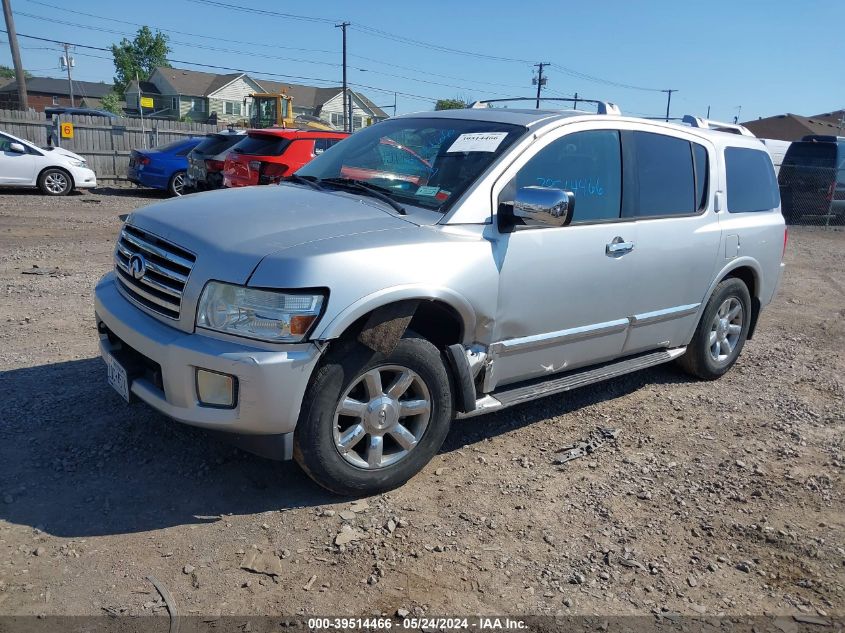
[128,253,147,280]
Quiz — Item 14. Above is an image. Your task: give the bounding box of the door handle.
[606,237,635,256]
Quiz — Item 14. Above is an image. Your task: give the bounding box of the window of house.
[224,101,242,116]
[515,130,622,223]
[52,96,59,105]
[191,98,205,113]
[330,112,344,127]
[725,147,780,213]
[353,115,363,130]
[171,97,178,112]
[629,131,697,217]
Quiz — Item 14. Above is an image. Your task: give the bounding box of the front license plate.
[106,353,131,403]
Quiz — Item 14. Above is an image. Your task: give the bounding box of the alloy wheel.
[333,365,431,470]
[45,172,68,194]
[708,297,744,364]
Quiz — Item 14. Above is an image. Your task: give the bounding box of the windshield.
[297,118,525,211]
[232,134,291,156]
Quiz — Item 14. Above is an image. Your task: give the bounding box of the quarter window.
[515,130,622,223]
[630,131,696,217]
[725,147,780,212]
[314,138,340,155]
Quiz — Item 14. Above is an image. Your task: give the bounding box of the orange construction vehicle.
[244,92,336,131]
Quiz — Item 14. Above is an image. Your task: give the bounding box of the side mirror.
[8,142,26,154]
[505,186,574,228]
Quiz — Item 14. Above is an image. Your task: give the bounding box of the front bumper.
[70,165,97,189]
[94,272,322,440]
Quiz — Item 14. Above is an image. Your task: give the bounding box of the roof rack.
[681,115,755,137]
[470,97,622,116]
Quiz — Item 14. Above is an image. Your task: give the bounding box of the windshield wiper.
[283,174,324,191]
[319,177,407,215]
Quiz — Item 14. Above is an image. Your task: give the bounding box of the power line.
[186,0,337,24]
[189,0,666,92]
[15,9,529,97]
[22,0,340,55]
[15,11,342,67]
[3,29,443,104]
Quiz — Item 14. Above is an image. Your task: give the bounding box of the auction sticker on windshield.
[415,185,440,197]
[447,132,508,153]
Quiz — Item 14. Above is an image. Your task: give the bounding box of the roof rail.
[681,115,755,137]
[470,97,622,116]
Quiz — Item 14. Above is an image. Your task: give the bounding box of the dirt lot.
[0,188,843,623]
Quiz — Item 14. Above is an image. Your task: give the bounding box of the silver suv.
[94,103,786,495]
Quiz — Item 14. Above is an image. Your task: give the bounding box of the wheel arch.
[705,259,762,339]
[37,165,74,191]
[314,285,476,347]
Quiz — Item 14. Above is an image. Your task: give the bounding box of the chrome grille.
[114,226,195,319]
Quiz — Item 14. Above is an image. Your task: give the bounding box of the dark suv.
[778,135,845,225]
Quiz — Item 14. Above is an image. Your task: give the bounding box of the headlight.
[69,159,87,168]
[196,281,325,342]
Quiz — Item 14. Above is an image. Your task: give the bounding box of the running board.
[457,348,685,419]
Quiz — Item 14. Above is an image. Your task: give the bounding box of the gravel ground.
[0,188,843,622]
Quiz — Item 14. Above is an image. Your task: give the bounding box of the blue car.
[127,137,203,196]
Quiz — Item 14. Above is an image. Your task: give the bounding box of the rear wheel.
[677,278,751,380]
[168,171,186,197]
[38,168,72,196]
[294,332,453,496]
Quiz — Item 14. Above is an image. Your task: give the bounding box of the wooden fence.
[0,109,222,184]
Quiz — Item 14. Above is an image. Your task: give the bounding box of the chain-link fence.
[779,165,845,228]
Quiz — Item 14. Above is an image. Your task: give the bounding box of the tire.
[38,168,72,196]
[676,278,752,380]
[294,332,453,496]
[168,171,186,197]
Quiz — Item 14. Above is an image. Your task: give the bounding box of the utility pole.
[661,89,676,122]
[533,62,549,109]
[61,43,74,107]
[335,21,350,133]
[137,71,146,149]
[706,105,711,118]
[1,0,28,110]
[573,92,579,110]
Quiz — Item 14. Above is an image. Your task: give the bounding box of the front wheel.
[168,171,186,197]
[676,278,751,380]
[38,168,72,196]
[294,332,453,496]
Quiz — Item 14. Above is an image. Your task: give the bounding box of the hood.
[126,184,427,286]
[43,146,85,162]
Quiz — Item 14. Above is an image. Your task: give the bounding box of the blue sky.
[2,0,842,121]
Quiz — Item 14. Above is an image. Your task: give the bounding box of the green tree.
[111,26,170,95]
[0,64,32,79]
[435,98,468,111]
[99,91,123,115]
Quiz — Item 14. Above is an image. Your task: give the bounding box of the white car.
[0,129,97,195]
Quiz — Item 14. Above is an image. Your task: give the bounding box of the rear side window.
[175,142,197,157]
[515,129,622,223]
[232,134,291,156]
[725,147,780,213]
[193,134,241,155]
[314,137,341,155]
[630,132,699,217]
[782,142,836,168]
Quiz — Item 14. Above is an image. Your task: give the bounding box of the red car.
[223,128,349,187]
